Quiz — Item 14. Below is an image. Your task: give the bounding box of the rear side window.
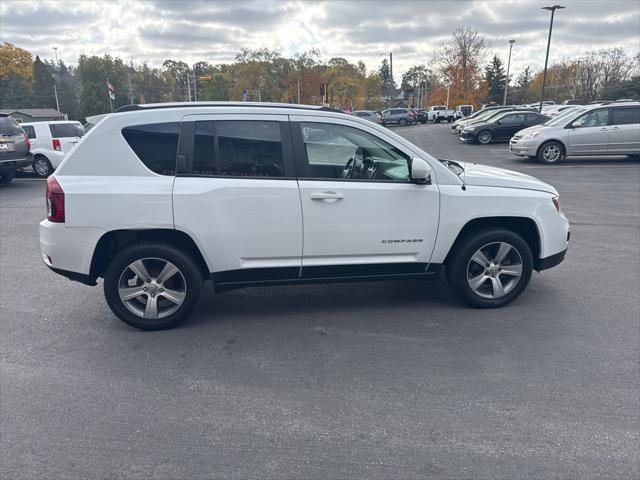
[122,122,179,175]
[192,120,284,177]
[611,107,640,125]
[49,123,84,138]
[22,125,36,139]
[0,116,23,136]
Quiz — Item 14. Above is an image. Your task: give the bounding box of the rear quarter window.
[611,107,640,125]
[49,123,84,138]
[121,122,179,175]
[0,116,23,136]
[22,125,36,139]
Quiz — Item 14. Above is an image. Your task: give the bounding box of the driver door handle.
[310,191,344,201]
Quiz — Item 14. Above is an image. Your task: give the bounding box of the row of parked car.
[0,114,85,183]
[351,104,475,128]
[450,101,640,163]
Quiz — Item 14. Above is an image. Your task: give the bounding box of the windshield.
[470,109,510,123]
[543,107,585,126]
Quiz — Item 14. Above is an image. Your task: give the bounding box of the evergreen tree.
[378,58,395,99]
[514,66,533,104]
[32,55,55,107]
[484,55,506,103]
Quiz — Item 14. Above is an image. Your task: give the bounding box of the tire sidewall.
[104,243,203,330]
[33,155,52,178]
[447,229,533,308]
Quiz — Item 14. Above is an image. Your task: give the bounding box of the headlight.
[552,195,561,213]
[521,131,541,140]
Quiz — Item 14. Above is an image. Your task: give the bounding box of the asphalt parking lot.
[1,123,638,479]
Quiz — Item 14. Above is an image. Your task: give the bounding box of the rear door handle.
[310,191,344,201]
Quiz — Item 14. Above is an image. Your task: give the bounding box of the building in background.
[0,108,67,123]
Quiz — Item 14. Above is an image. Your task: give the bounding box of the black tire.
[33,155,53,178]
[477,130,493,144]
[0,169,16,184]
[104,242,203,330]
[446,228,533,308]
[399,118,408,126]
[435,118,440,124]
[537,140,564,164]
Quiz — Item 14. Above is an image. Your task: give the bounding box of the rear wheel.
[446,228,533,308]
[399,118,408,126]
[477,130,493,144]
[33,155,53,178]
[537,141,564,163]
[104,243,203,330]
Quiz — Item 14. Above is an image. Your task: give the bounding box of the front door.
[290,117,439,278]
[567,108,610,155]
[172,114,303,282]
[494,113,526,141]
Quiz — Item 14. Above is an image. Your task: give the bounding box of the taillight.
[24,133,31,151]
[52,138,61,151]
[46,176,65,222]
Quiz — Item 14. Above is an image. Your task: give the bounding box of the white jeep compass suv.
[40,103,570,330]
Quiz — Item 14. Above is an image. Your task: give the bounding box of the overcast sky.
[1,0,638,79]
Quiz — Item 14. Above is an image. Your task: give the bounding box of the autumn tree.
[0,43,34,108]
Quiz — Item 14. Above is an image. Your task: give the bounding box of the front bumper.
[509,138,538,157]
[459,130,477,142]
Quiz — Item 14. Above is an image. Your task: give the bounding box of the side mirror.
[497,120,502,125]
[411,157,432,185]
[572,120,583,128]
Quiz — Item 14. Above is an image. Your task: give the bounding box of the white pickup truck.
[426,106,446,122]
[434,107,456,123]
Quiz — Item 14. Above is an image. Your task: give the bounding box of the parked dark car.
[0,114,32,184]
[381,108,414,126]
[417,109,429,123]
[350,110,382,123]
[460,111,550,144]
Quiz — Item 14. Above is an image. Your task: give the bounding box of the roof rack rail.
[115,102,346,114]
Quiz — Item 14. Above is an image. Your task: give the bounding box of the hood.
[515,124,546,136]
[464,120,493,129]
[461,162,557,194]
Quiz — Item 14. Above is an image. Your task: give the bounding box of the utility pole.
[53,84,60,112]
[539,5,565,112]
[193,72,198,101]
[389,52,393,88]
[186,73,191,102]
[446,83,451,109]
[503,39,516,105]
[52,46,58,65]
[127,70,134,104]
[297,77,300,104]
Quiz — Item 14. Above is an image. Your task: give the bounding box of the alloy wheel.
[478,131,492,144]
[466,242,523,299]
[34,158,50,177]
[542,144,561,162]
[117,258,186,319]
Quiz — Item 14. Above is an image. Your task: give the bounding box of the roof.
[116,102,344,114]
[0,108,65,118]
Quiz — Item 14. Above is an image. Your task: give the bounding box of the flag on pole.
[107,81,115,100]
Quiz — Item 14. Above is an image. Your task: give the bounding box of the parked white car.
[40,102,570,330]
[510,101,640,163]
[426,106,447,122]
[21,121,84,177]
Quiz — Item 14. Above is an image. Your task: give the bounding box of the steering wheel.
[342,147,365,179]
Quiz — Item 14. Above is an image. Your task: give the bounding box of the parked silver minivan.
[510,101,640,163]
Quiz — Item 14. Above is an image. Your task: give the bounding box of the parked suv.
[0,114,32,184]
[22,121,84,177]
[381,108,414,126]
[510,101,640,163]
[40,102,570,330]
[351,110,382,123]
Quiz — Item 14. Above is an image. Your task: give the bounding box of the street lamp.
[539,5,565,112]
[52,46,58,64]
[503,39,515,105]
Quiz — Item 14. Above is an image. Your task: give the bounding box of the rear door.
[49,122,84,154]
[290,115,439,277]
[608,106,640,154]
[172,114,303,282]
[567,108,610,154]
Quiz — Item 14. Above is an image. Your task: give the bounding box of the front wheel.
[537,141,564,163]
[104,243,203,330]
[477,130,493,144]
[446,229,533,308]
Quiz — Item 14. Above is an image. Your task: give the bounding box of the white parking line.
[523,164,640,169]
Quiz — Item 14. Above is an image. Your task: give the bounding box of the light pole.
[503,39,515,105]
[539,5,565,112]
[52,46,58,64]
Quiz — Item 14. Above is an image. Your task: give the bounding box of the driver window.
[300,123,410,182]
[575,109,609,128]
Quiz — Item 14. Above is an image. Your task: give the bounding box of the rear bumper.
[538,247,567,271]
[0,154,32,171]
